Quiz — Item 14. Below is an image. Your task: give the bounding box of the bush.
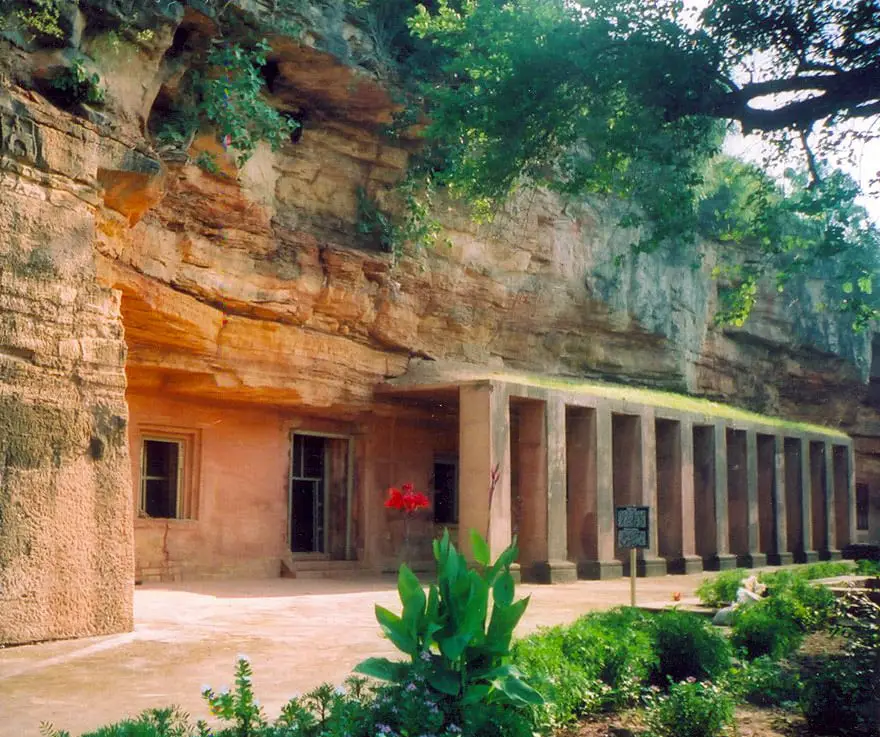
[730,601,804,659]
[696,563,854,608]
[512,626,605,729]
[646,679,734,737]
[562,608,656,708]
[696,568,749,607]
[650,610,732,685]
[855,559,880,576]
[801,664,866,736]
[726,656,802,707]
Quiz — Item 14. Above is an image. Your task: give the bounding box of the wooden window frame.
[138,428,200,521]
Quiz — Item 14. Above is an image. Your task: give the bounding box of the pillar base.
[666,556,704,575]
[525,559,578,584]
[766,552,794,566]
[623,556,668,577]
[736,553,767,569]
[818,549,842,561]
[703,553,738,571]
[577,560,623,580]
[794,550,819,563]
[510,563,522,584]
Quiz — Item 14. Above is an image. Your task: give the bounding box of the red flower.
[384,487,404,510]
[384,484,430,515]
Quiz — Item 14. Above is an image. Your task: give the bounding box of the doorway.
[289,432,354,558]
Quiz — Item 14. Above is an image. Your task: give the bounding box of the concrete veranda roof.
[379,359,850,441]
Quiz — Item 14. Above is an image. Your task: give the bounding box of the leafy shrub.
[646,679,735,737]
[562,607,656,708]
[40,708,193,737]
[355,530,541,708]
[800,590,880,736]
[650,610,731,685]
[51,59,106,106]
[801,664,866,736]
[196,40,298,165]
[696,563,854,608]
[512,626,605,729]
[730,600,804,659]
[726,656,802,707]
[696,568,749,607]
[855,559,880,576]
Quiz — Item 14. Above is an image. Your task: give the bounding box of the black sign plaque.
[615,505,650,549]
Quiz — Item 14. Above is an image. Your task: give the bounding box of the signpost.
[616,505,650,606]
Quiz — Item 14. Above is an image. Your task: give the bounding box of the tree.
[382,0,879,326]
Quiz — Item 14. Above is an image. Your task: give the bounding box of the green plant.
[650,610,732,685]
[855,559,880,577]
[646,678,735,737]
[801,663,866,736]
[197,39,298,165]
[12,0,66,39]
[695,569,750,607]
[195,152,221,175]
[355,180,443,260]
[726,656,802,708]
[201,656,268,735]
[730,601,804,660]
[562,607,656,708]
[51,59,105,106]
[355,529,542,709]
[512,626,606,729]
[40,708,193,737]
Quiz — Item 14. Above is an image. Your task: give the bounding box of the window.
[433,459,458,525]
[857,483,870,531]
[140,438,183,519]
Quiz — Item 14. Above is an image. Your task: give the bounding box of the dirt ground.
[0,572,713,737]
[570,706,809,737]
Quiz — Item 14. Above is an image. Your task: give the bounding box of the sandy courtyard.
[0,572,713,736]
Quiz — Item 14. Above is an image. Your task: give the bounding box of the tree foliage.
[367,0,880,327]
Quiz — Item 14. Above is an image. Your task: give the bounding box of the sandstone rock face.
[0,0,876,642]
[0,90,134,644]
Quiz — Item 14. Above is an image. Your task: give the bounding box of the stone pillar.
[798,437,819,563]
[637,408,667,576]
[833,444,853,550]
[704,422,736,570]
[567,404,621,579]
[519,399,576,583]
[662,418,702,574]
[767,435,793,565]
[822,441,842,560]
[459,383,511,560]
[737,430,766,567]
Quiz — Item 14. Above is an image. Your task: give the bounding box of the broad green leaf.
[496,674,544,705]
[493,571,514,607]
[470,530,491,567]
[427,665,460,696]
[353,657,407,683]
[438,632,472,661]
[376,605,417,655]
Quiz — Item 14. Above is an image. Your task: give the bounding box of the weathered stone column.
[822,441,842,560]
[767,435,793,565]
[833,444,854,550]
[705,422,736,570]
[568,404,621,579]
[798,437,819,563]
[738,430,766,567]
[459,383,511,560]
[638,408,667,576]
[662,418,702,574]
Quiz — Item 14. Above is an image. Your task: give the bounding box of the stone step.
[280,557,368,579]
